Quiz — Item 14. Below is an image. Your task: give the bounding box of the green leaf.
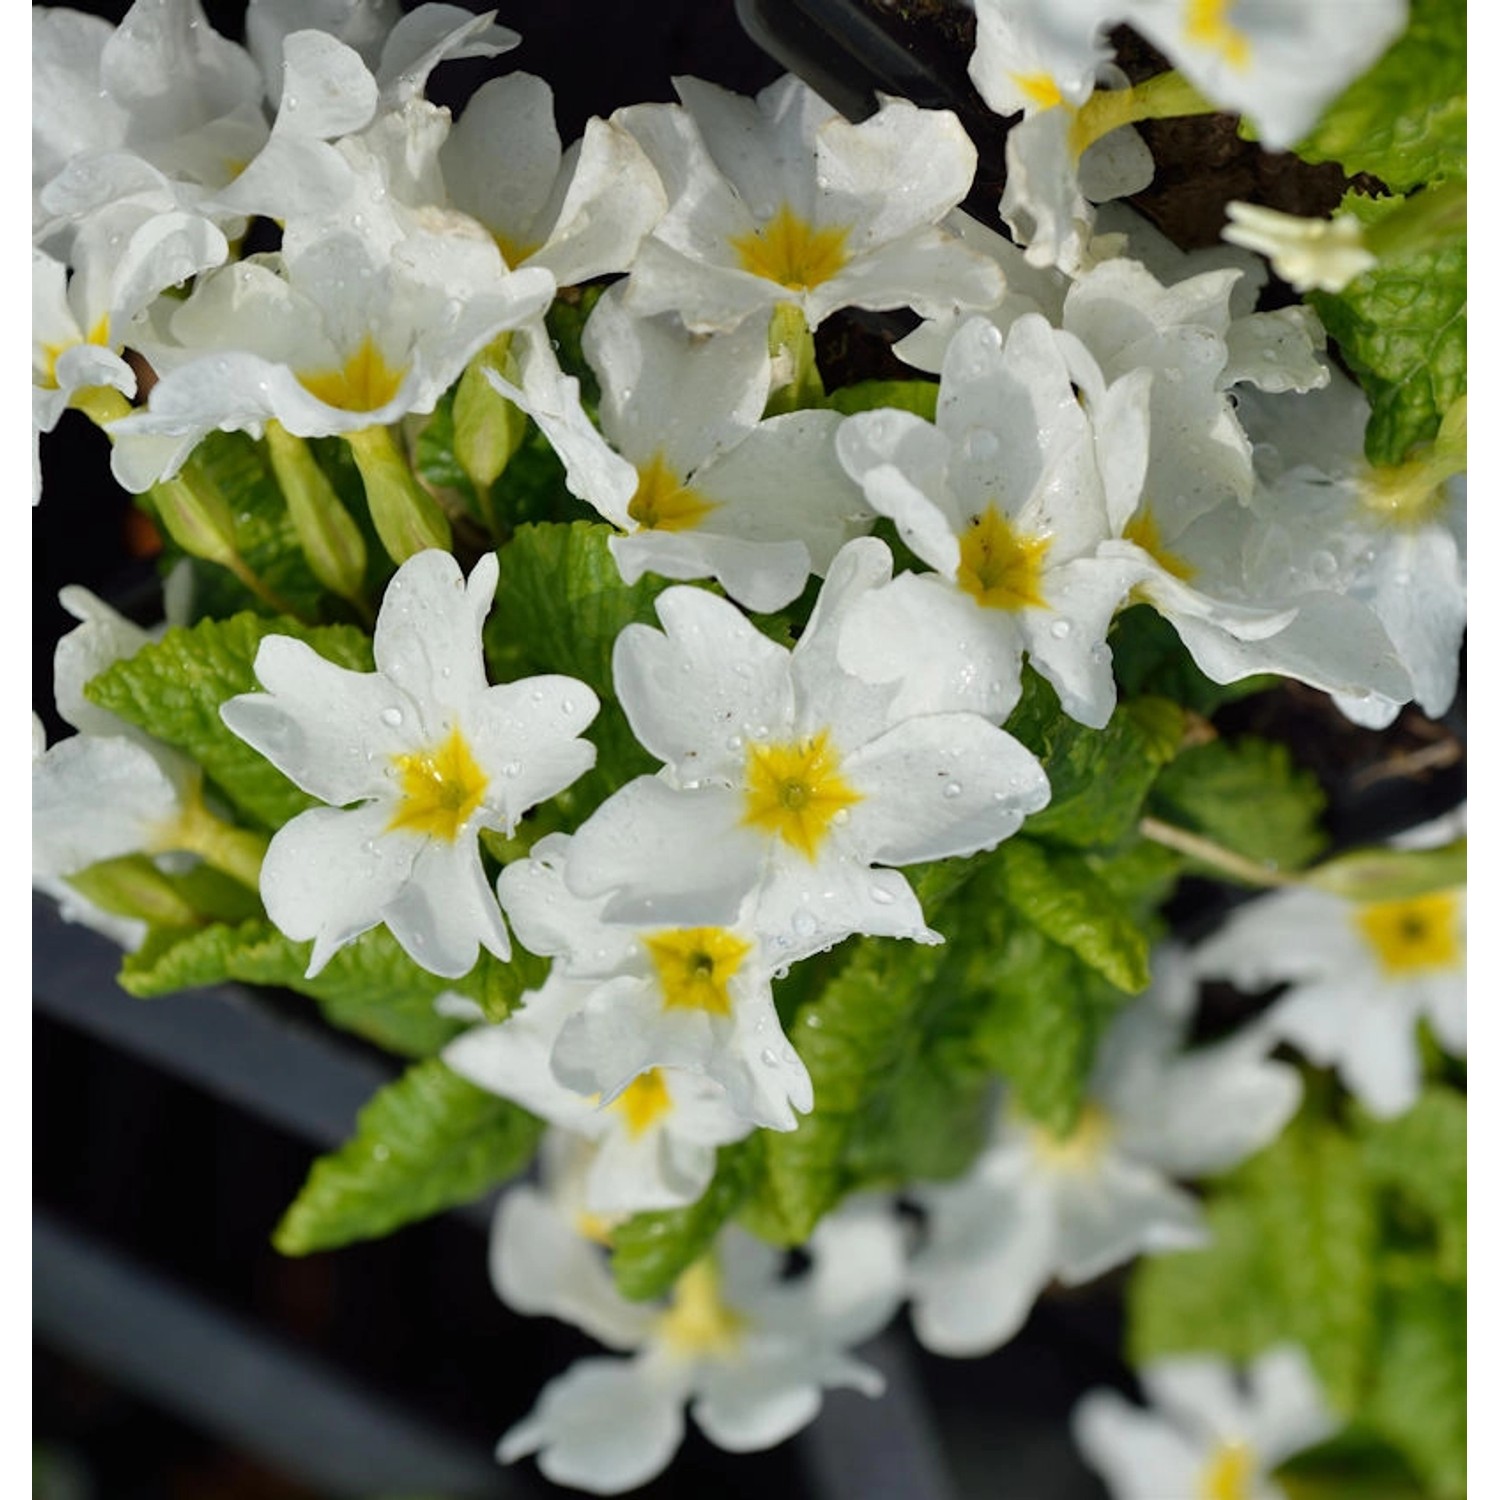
[164,431,331,623]
[85,612,374,832]
[1292,0,1465,191]
[1109,604,1277,714]
[764,937,948,1240]
[610,1137,765,1301]
[1128,1116,1379,1412]
[412,386,483,518]
[1365,1277,1466,1498]
[1359,1088,1466,1281]
[119,917,539,1057]
[1149,736,1328,874]
[967,916,1130,1135]
[1277,1428,1428,1500]
[991,838,1151,993]
[1310,198,1466,465]
[1004,671,1184,847]
[273,1059,542,1254]
[822,379,938,420]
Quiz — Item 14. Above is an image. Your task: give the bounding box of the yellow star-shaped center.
[387,726,490,842]
[741,730,862,861]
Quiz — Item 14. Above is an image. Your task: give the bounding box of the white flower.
[968,0,1114,116]
[575,286,872,612]
[617,74,1002,332]
[1123,0,1408,151]
[999,73,1154,274]
[108,221,554,490]
[441,71,666,284]
[836,314,1149,728]
[444,974,752,1214]
[220,549,599,978]
[906,952,1302,1356]
[563,538,1051,957]
[1073,1345,1339,1500]
[1191,816,1465,1120]
[496,833,812,1132]
[1234,371,1465,728]
[1223,202,1377,293]
[494,1189,905,1494]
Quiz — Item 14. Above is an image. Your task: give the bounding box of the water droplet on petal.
[760,1048,779,1067]
[381,706,404,727]
[1050,618,1073,639]
[869,883,895,905]
[501,761,521,778]
[943,781,964,799]
[791,909,817,937]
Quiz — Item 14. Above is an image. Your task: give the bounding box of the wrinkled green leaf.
[1004,671,1184,847]
[1292,0,1465,191]
[120,917,541,1057]
[1149,735,1328,875]
[1366,1277,1466,1498]
[1360,1088,1466,1281]
[991,838,1151,993]
[763,938,947,1240]
[85,612,374,832]
[611,1136,765,1301]
[274,1058,542,1254]
[1310,196,1466,465]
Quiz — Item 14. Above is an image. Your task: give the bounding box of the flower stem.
[764,302,825,416]
[1071,70,1219,156]
[165,792,268,891]
[1138,816,1298,888]
[344,423,452,563]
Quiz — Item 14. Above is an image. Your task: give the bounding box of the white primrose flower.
[1074,1345,1339,1500]
[573,286,872,613]
[617,74,1002,332]
[443,973,753,1215]
[1121,0,1408,151]
[968,0,1114,117]
[493,1188,905,1494]
[1223,201,1377,294]
[563,538,1052,958]
[1234,371,1465,729]
[33,0,267,225]
[220,550,599,979]
[1192,814,1466,1120]
[906,952,1302,1357]
[441,71,666,285]
[496,833,812,1132]
[999,71,1155,274]
[836,314,1150,728]
[107,219,554,491]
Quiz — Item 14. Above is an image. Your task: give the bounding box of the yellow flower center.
[1125,508,1197,582]
[1198,1440,1256,1500]
[742,730,862,861]
[1355,890,1462,977]
[656,1259,747,1358]
[493,231,542,268]
[574,1210,618,1245]
[957,507,1051,610]
[39,315,112,389]
[1186,0,1251,69]
[627,451,718,532]
[612,1068,675,1138]
[1029,1102,1113,1172]
[729,204,851,292]
[1014,72,1064,110]
[644,927,752,1017]
[298,334,407,413]
[386,726,490,842]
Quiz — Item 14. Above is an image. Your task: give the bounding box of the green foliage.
[990,838,1151,993]
[1003,670,1184,847]
[1109,604,1276,714]
[412,387,484,520]
[610,1137,766,1301]
[1365,1277,1466,1498]
[1148,736,1328,874]
[761,937,950,1241]
[822,379,938,420]
[1310,194,1466,465]
[1358,1088,1466,1282]
[273,1059,542,1254]
[163,431,330,622]
[84,612,374,831]
[1292,0,1465,191]
[120,917,543,1057]
[486,522,676,818]
[1129,1114,1379,1412]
